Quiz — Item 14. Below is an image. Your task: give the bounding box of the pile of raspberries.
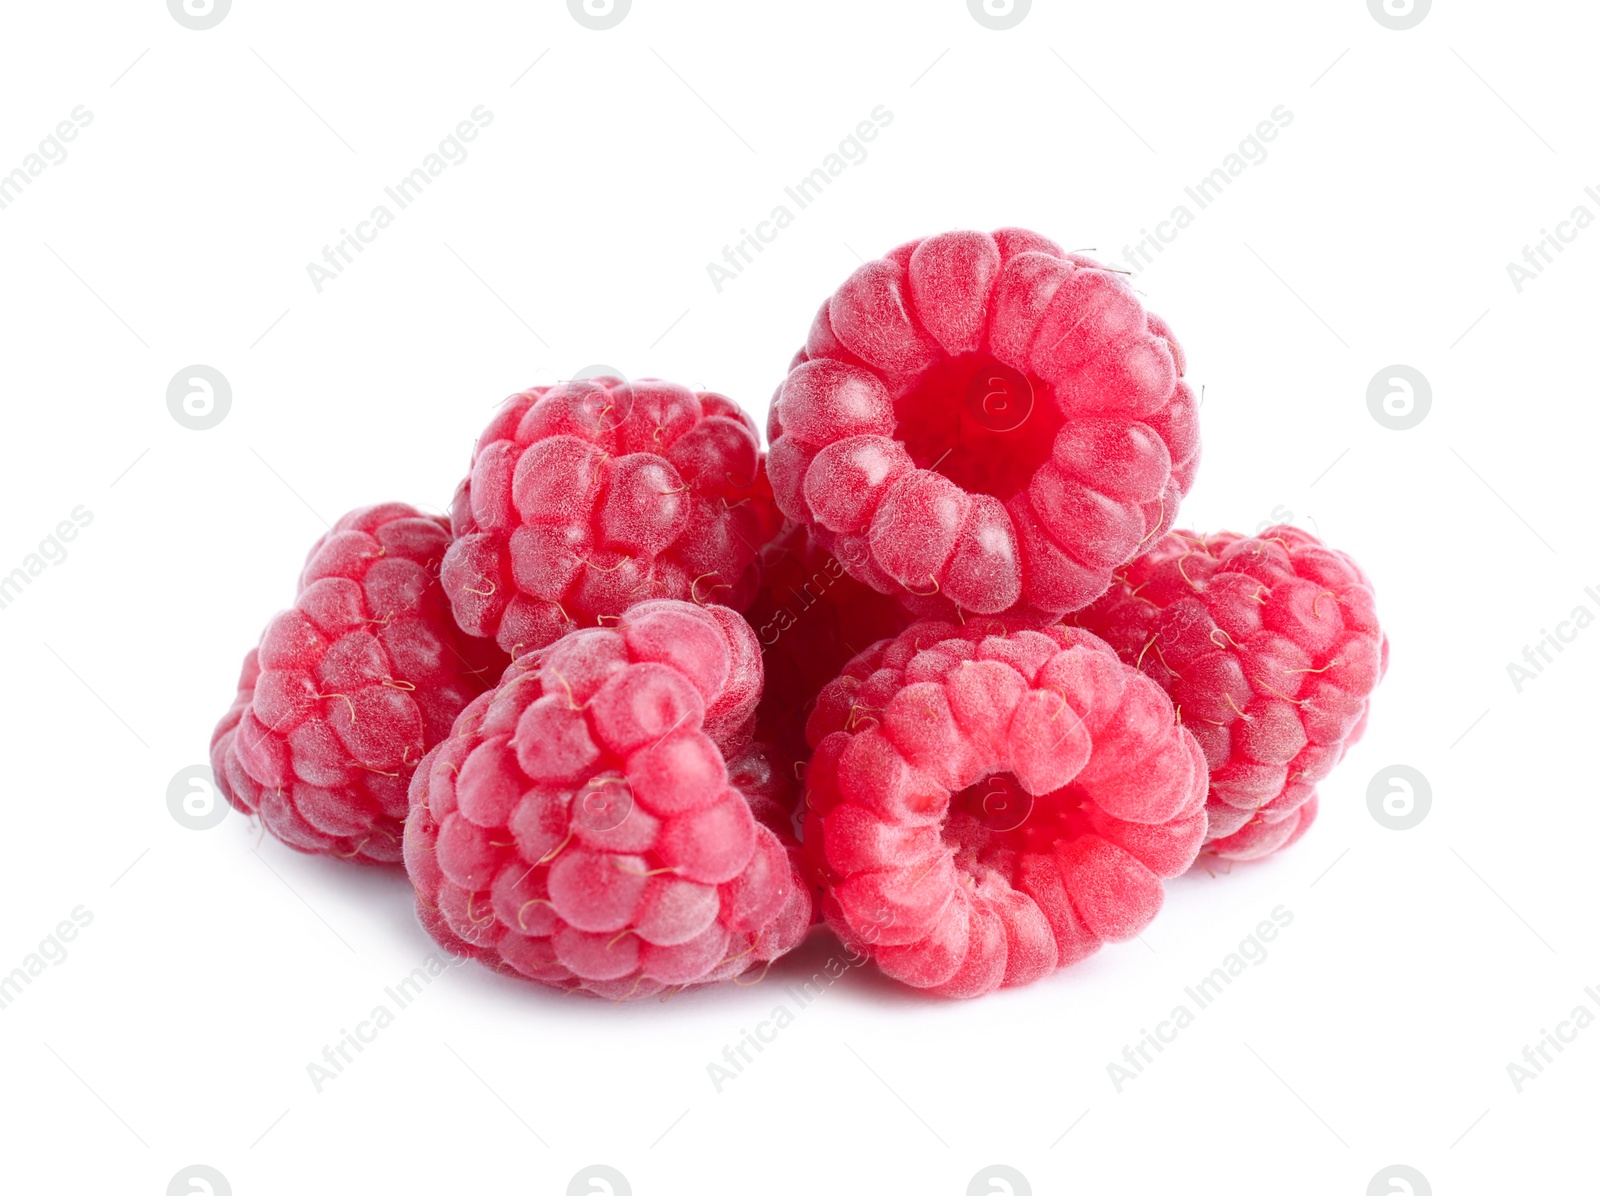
[211,228,1386,1000]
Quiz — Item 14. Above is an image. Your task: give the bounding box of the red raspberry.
[441,377,781,657]
[767,228,1198,622]
[1074,526,1387,861]
[210,504,505,864]
[744,522,911,769]
[403,600,811,999]
[802,618,1208,997]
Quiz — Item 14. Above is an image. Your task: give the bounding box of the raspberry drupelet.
[442,377,781,658]
[211,504,506,864]
[767,228,1199,622]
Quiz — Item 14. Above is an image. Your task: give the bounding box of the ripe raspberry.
[403,599,812,998]
[1074,526,1386,861]
[744,522,911,769]
[1209,791,1319,861]
[802,618,1208,997]
[767,228,1199,622]
[210,504,505,864]
[442,377,781,658]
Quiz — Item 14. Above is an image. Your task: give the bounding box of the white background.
[1,1,1595,1193]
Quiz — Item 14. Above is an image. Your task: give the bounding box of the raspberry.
[210,504,505,864]
[802,618,1208,997]
[1074,526,1386,861]
[767,228,1198,622]
[441,377,781,658]
[744,522,911,769]
[1208,791,1319,861]
[402,599,811,998]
